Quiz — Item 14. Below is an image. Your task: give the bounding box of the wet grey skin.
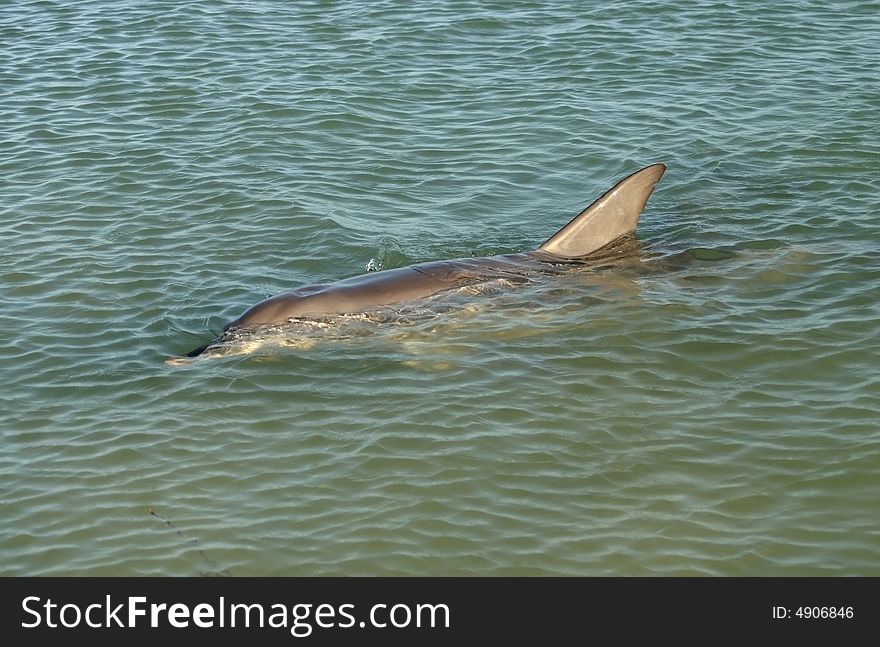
[180,163,666,358]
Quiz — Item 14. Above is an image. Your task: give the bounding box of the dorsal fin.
[537,163,666,259]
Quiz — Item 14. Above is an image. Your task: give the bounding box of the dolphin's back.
[537,163,666,259]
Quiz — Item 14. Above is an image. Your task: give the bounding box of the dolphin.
[176,163,666,359]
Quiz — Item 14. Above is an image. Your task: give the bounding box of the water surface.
[2,0,879,575]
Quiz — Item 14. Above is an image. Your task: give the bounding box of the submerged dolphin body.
[178,163,666,359]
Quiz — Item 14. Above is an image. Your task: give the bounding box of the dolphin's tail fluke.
[537,163,666,259]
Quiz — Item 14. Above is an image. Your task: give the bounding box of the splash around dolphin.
[171,163,666,362]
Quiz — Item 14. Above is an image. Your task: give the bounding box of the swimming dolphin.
[177,163,666,359]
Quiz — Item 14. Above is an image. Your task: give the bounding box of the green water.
[2,1,878,576]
